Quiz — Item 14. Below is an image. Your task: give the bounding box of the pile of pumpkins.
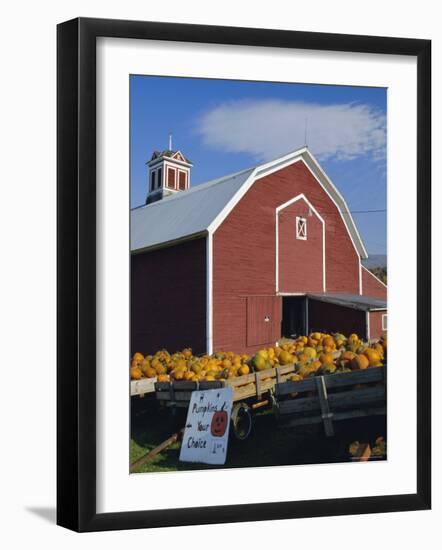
[276,332,386,382]
[130,332,386,383]
[130,348,251,383]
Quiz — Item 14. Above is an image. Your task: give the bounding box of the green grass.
[130,397,386,474]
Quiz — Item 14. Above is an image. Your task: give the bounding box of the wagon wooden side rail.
[153,363,299,440]
[273,365,386,436]
[130,352,343,399]
[154,363,297,406]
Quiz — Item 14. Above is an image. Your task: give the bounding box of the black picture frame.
[57,17,431,532]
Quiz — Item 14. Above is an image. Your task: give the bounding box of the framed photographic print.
[57,17,431,532]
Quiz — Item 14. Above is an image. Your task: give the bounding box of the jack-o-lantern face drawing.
[211,410,228,437]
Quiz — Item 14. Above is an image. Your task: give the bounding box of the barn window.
[167,167,176,188]
[157,168,162,188]
[178,170,187,190]
[150,170,156,191]
[382,314,388,331]
[296,216,307,240]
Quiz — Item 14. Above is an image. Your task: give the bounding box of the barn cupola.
[145,135,193,204]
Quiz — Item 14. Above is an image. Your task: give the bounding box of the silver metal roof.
[131,167,254,252]
[307,293,387,311]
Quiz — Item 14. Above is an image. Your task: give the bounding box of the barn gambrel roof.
[131,167,254,253]
[131,147,368,258]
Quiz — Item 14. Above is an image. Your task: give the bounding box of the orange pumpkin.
[130,366,142,380]
[319,352,334,365]
[350,354,369,370]
[322,336,335,349]
[364,348,382,366]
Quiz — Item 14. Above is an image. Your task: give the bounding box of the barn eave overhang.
[130,230,208,255]
[307,292,387,312]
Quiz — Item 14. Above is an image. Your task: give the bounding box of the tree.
[370,266,387,284]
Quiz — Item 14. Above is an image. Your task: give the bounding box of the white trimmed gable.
[132,147,368,259]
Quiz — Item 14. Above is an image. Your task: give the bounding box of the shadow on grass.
[130,396,386,474]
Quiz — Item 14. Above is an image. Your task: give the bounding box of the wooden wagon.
[154,364,298,439]
[132,362,386,440]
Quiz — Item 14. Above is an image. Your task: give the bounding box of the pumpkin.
[364,348,382,366]
[319,352,334,365]
[350,354,370,370]
[130,366,142,380]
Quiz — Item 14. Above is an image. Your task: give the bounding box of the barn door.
[246,296,280,347]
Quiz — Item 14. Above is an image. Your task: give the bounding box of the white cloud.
[196,99,386,163]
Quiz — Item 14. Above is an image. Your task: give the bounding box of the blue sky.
[130,76,387,255]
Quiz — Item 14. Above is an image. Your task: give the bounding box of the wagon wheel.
[231,402,252,440]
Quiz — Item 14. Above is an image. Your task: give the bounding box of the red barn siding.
[362,266,387,299]
[308,300,367,339]
[278,199,324,293]
[213,160,361,354]
[369,310,387,340]
[131,238,206,355]
[210,294,282,356]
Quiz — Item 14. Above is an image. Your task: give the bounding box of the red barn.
[131,147,387,356]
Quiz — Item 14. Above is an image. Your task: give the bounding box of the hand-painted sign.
[179,387,233,465]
